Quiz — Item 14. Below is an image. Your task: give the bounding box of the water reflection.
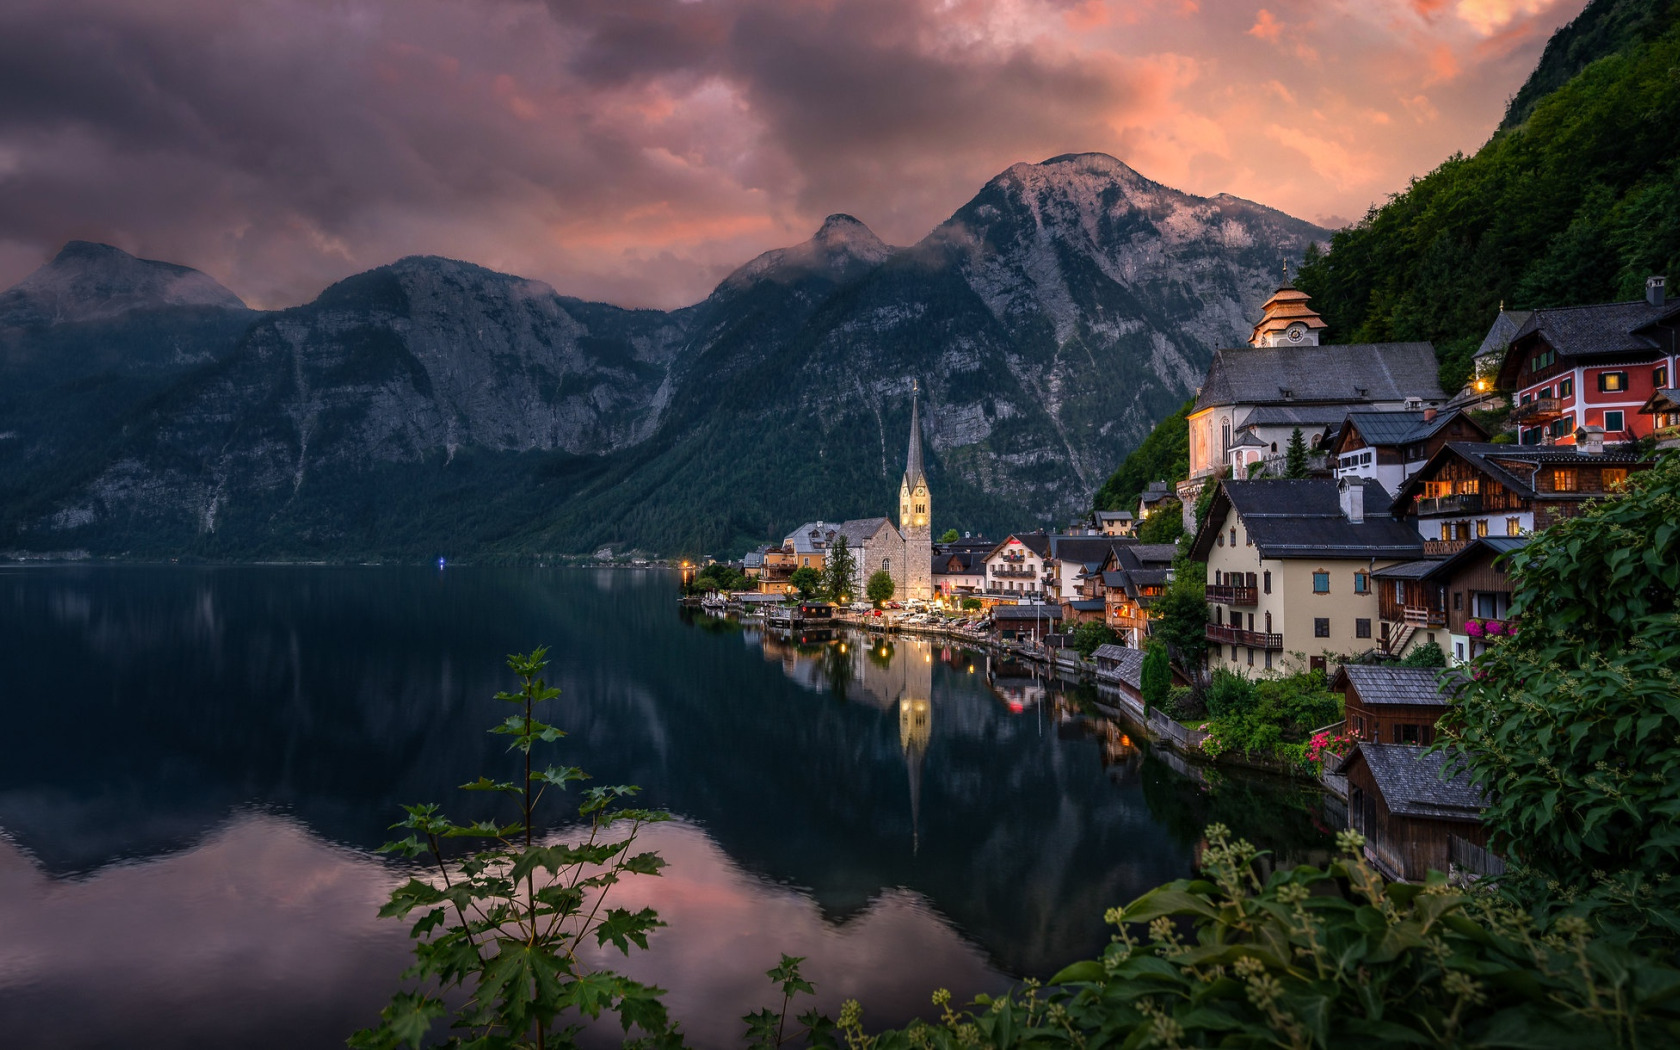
[0,567,1331,1048]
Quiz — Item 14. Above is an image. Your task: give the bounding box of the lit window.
[1603,468,1628,490]
[1560,377,1574,397]
[1599,371,1627,393]
[1657,366,1670,388]
[1312,571,1329,594]
[1506,517,1521,536]
[1476,519,1488,538]
[1553,468,1578,492]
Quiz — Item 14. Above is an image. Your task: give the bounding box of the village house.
[1045,535,1130,601]
[1191,478,1424,674]
[931,537,991,598]
[1391,439,1651,554]
[1497,276,1678,446]
[1338,743,1490,882]
[1331,665,1455,746]
[1453,306,1531,409]
[757,544,799,594]
[982,533,1052,598]
[1369,558,1446,658]
[1641,386,1680,449]
[1330,408,1488,497]
[1094,510,1135,536]
[1179,282,1444,526]
[1090,543,1177,647]
[989,603,1062,645]
[1137,481,1175,524]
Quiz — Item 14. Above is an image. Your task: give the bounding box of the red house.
[1497,277,1678,447]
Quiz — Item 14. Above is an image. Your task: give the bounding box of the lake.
[0,565,1333,1047]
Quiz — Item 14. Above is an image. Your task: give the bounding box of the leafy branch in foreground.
[837,825,1680,1048]
[350,647,678,1050]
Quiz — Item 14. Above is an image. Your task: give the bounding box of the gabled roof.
[1642,388,1680,415]
[1370,558,1442,580]
[986,533,1052,560]
[1243,404,1360,428]
[1194,342,1442,413]
[1391,441,1647,512]
[1496,298,1680,386]
[1091,644,1145,689]
[993,604,1062,621]
[1094,510,1134,522]
[783,521,837,555]
[835,516,897,548]
[1047,535,1127,565]
[1066,599,1105,612]
[1331,665,1456,707]
[1337,743,1485,821]
[1475,308,1532,360]
[935,551,982,575]
[1191,479,1424,561]
[1335,408,1487,452]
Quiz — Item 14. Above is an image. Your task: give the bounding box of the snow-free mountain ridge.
[0,153,1327,557]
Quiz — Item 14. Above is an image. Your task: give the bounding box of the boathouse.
[1338,742,1488,882]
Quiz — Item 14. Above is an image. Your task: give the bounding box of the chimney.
[1649,275,1666,308]
[1576,424,1605,455]
[1339,478,1365,524]
[1423,407,1438,423]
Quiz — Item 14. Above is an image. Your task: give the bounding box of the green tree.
[1399,640,1447,667]
[960,596,982,611]
[1444,452,1680,930]
[1150,554,1208,680]
[788,566,823,601]
[352,649,676,1049]
[938,528,960,543]
[1069,621,1117,659]
[865,569,896,607]
[1136,501,1185,543]
[1284,427,1309,478]
[1091,399,1194,514]
[1141,641,1171,713]
[822,535,856,603]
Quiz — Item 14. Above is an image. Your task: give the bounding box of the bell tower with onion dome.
[1249,264,1327,347]
[897,381,933,600]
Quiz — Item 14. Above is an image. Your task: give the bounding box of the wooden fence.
[1449,834,1507,877]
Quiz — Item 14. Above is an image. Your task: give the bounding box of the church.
[780,380,934,601]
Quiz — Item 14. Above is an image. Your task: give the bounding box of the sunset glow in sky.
[0,0,1588,309]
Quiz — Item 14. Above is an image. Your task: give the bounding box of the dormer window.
[1354,387,1368,398]
[1279,388,1294,399]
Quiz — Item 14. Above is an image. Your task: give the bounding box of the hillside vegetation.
[1090,398,1190,514]
[1295,0,1680,392]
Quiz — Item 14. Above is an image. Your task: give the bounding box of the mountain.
[1,154,1327,559]
[0,240,246,327]
[1296,0,1680,392]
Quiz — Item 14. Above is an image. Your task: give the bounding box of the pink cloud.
[1247,8,1283,42]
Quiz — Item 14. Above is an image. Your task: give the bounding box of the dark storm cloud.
[0,0,1585,308]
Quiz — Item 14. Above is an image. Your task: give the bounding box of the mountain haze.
[2,154,1326,558]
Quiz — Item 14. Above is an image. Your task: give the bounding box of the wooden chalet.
[989,603,1062,644]
[1331,665,1455,745]
[1338,742,1489,882]
[1390,441,1651,555]
[1330,408,1488,498]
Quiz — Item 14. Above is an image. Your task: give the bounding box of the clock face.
[1288,325,1305,342]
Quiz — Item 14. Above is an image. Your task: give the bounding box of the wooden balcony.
[991,566,1037,579]
[1512,397,1563,423]
[1422,539,1470,556]
[1403,606,1446,627]
[1206,623,1283,650]
[1205,584,1258,606]
[1417,493,1482,516]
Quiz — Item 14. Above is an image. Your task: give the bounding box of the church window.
[882,558,891,572]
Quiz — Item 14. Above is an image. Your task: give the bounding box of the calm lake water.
[0,565,1332,1048]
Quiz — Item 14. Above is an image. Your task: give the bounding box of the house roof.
[1047,536,1127,565]
[1243,404,1362,428]
[935,551,982,575]
[783,521,837,555]
[1391,441,1647,512]
[1335,408,1487,452]
[1370,558,1442,580]
[1194,342,1442,413]
[1229,430,1270,449]
[1642,388,1680,415]
[993,604,1063,621]
[1091,644,1145,689]
[1332,665,1457,707]
[1475,308,1532,360]
[1337,743,1486,821]
[1190,479,1425,561]
[1066,599,1106,612]
[1496,298,1680,386]
[986,532,1052,560]
[1095,510,1135,522]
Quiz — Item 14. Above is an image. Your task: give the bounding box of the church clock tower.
[898,381,933,600]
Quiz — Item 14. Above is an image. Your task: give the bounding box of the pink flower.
[1465,620,1485,638]
[1484,620,1504,637]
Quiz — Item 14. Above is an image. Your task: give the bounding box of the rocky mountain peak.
[718,214,892,293]
[0,241,247,326]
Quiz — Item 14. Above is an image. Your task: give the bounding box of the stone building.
[898,382,934,601]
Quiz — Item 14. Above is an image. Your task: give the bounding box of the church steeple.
[904,380,927,492]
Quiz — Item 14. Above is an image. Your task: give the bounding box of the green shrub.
[1069,621,1118,658]
[1400,640,1447,667]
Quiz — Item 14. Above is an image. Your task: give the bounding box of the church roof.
[1194,342,1442,413]
[1250,285,1329,344]
[903,382,927,491]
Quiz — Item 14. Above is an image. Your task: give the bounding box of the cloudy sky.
[0,0,1587,310]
